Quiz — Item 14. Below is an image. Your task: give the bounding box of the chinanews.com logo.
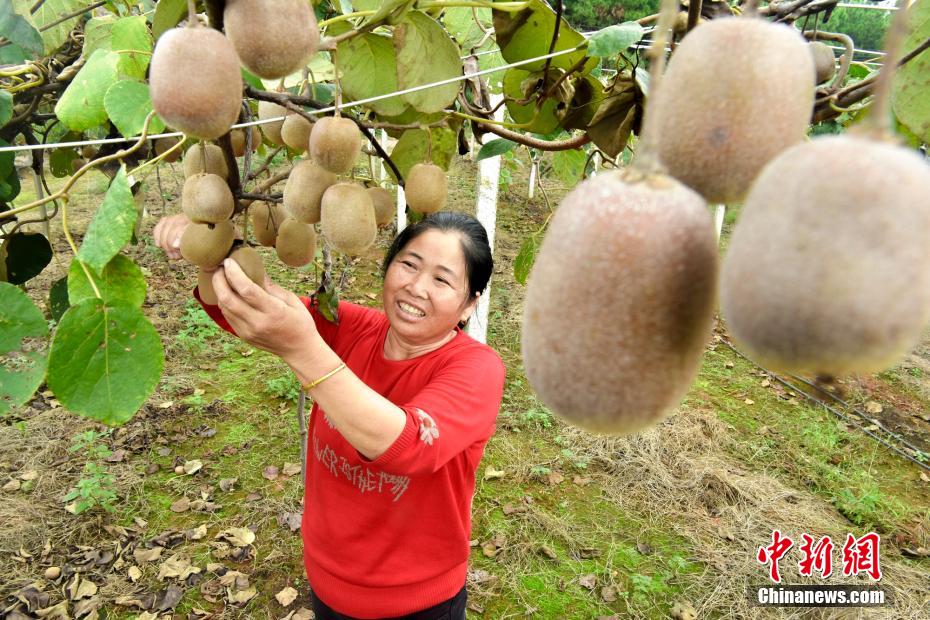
[747,530,892,607]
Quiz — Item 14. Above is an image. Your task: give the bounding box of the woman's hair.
[382,211,494,303]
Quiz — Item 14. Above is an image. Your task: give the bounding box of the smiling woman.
[153,211,504,620]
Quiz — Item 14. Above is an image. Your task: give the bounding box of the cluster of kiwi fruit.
[523,9,930,437]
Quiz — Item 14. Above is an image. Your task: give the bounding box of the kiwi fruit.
[183,143,229,179]
[80,145,96,159]
[721,135,930,376]
[150,27,243,140]
[223,0,319,79]
[405,163,447,214]
[154,137,182,163]
[229,246,266,287]
[809,41,836,84]
[180,220,236,268]
[652,18,814,204]
[308,116,362,174]
[283,160,337,224]
[521,170,718,435]
[70,158,86,173]
[197,268,219,304]
[275,218,317,267]
[182,173,235,223]
[250,202,287,246]
[320,183,377,256]
[258,101,288,146]
[230,126,262,157]
[281,114,314,153]
[367,187,394,227]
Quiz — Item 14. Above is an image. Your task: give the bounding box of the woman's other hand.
[153,214,191,260]
[211,257,320,359]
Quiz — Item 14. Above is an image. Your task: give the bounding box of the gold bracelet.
[301,362,347,392]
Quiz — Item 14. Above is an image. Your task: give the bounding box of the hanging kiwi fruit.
[320,183,377,256]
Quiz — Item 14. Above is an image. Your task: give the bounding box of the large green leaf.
[587,22,644,58]
[502,68,564,135]
[47,298,163,425]
[394,11,463,114]
[0,232,52,284]
[338,33,406,117]
[76,167,136,274]
[0,138,20,202]
[492,0,595,73]
[0,90,13,128]
[49,147,79,178]
[104,80,165,138]
[12,0,84,55]
[513,233,540,286]
[0,0,42,58]
[48,276,70,323]
[68,254,146,307]
[442,6,492,50]
[83,15,115,58]
[552,148,587,186]
[387,127,456,183]
[112,15,152,80]
[54,49,121,132]
[476,138,517,161]
[152,0,187,39]
[0,282,48,415]
[892,0,930,143]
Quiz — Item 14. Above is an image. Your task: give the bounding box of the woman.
[154,211,505,619]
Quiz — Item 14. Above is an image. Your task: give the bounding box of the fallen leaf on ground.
[154,584,184,611]
[275,586,299,607]
[219,478,237,492]
[186,524,208,540]
[670,600,697,620]
[183,460,203,475]
[133,547,164,563]
[34,600,69,619]
[170,498,190,513]
[866,401,883,414]
[216,527,255,547]
[278,512,302,532]
[229,586,257,604]
[20,470,39,481]
[483,467,505,480]
[282,463,302,477]
[263,465,280,480]
[3,479,21,491]
[546,471,565,486]
[601,585,617,602]
[128,566,142,582]
[578,573,597,590]
[572,475,592,486]
[157,554,201,581]
[538,545,558,560]
[68,574,98,600]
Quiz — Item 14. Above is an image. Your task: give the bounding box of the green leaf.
[492,0,595,73]
[587,22,644,58]
[48,275,70,323]
[892,0,930,143]
[55,49,121,132]
[0,232,52,284]
[846,62,873,81]
[0,281,48,415]
[152,0,187,39]
[387,127,456,183]
[394,11,463,114]
[104,80,165,138]
[1,0,44,57]
[0,89,13,128]
[68,254,146,307]
[77,167,136,274]
[552,148,587,186]
[513,234,540,286]
[241,67,264,90]
[13,0,84,55]
[442,6,492,50]
[502,68,563,134]
[49,147,79,178]
[476,138,517,161]
[338,33,406,117]
[0,42,27,65]
[112,15,152,79]
[83,15,115,58]
[0,139,20,202]
[362,0,415,27]
[47,299,164,425]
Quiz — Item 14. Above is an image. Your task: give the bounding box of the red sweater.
[195,292,505,618]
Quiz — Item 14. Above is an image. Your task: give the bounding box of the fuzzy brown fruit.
[223,0,319,79]
[320,183,377,256]
[809,41,836,84]
[405,163,447,214]
[150,27,242,140]
[250,202,287,246]
[281,114,313,153]
[652,18,814,204]
[367,187,394,227]
[154,137,182,163]
[283,160,337,224]
[721,135,930,376]
[275,218,317,267]
[522,170,718,435]
[258,101,287,146]
[182,173,234,223]
[183,143,229,179]
[308,116,362,174]
[180,220,235,268]
[229,246,266,286]
[230,126,262,157]
[197,268,219,304]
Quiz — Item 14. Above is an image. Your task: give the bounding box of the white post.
[467,94,503,344]
[396,184,407,233]
[528,159,537,200]
[714,204,726,241]
[591,151,601,178]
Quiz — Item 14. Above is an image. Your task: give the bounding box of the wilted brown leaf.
[128,566,142,582]
[275,586,299,607]
[154,584,184,611]
[600,585,617,602]
[263,465,280,480]
[228,586,257,605]
[133,546,164,563]
[215,527,255,547]
[20,469,39,481]
[186,524,208,541]
[866,401,884,414]
[670,600,698,620]
[3,478,21,491]
[572,475,592,486]
[538,545,558,560]
[282,463,301,477]
[483,467,505,480]
[34,600,69,619]
[183,460,204,475]
[170,498,190,513]
[546,471,565,486]
[278,512,302,532]
[157,554,201,581]
[219,478,237,492]
[578,573,597,590]
[68,574,98,600]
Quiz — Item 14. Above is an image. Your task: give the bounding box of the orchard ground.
[1,151,929,619]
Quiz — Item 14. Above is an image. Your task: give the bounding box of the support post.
[714,204,726,241]
[397,185,407,233]
[528,152,538,200]
[592,151,601,178]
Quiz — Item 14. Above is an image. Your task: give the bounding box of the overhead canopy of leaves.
[492,0,596,74]
[1,0,43,58]
[12,0,84,55]
[338,33,406,117]
[394,11,464,114]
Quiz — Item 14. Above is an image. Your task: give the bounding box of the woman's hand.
[211,257,321,360]
[153,214,191,260]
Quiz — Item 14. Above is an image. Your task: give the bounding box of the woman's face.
[383,229,478,346]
